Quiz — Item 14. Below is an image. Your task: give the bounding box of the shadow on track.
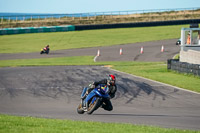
[115,75,167,104]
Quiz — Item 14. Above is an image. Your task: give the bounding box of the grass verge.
[0,56,199,93]
[0,24,188,53]
[0,114,198,133]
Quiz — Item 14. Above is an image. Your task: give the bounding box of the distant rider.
[44,44,50,51]
[83,74,117,111]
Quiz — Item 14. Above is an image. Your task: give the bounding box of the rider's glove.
[89,83,95,89]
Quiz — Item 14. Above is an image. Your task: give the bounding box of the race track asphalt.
[0,39,179,62]
[0,66,200,130]
[1,39,200,130]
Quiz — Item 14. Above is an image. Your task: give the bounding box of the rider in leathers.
[84,74,117,111]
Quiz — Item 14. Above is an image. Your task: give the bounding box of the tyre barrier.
[0,25,75,35]
[167,59,200,77]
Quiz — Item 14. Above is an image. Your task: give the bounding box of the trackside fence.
[167,59,200,77]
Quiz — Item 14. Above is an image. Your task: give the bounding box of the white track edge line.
[94,56,98,62]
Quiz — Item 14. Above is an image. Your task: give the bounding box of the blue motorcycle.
[77,84,110,114]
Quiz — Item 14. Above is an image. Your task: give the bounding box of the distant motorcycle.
[40,47,50,54]
[176,38,181,45]
[77,84,110,115]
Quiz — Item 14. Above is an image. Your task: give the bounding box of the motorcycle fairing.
[85,88,110,104]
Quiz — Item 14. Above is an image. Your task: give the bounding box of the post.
[175,9,177,19]
[87,13,89,20]
[181,28,185,46]
[184,9,186,19]
[190,30,192,45]
[167,59,172,69]
[192,8,194,19]
[1,17,3,24]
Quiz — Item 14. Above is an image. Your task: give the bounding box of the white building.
[180,27,200,64]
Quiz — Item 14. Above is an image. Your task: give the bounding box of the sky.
[0,0,199,14]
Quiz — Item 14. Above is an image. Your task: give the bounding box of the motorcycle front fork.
[81,99,87,111]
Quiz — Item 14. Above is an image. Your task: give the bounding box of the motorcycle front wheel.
[77,103,84,114]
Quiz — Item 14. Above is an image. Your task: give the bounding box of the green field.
[0,24,188,53]
[0,114,198,133]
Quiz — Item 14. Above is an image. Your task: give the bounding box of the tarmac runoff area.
[0,39,200,130]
